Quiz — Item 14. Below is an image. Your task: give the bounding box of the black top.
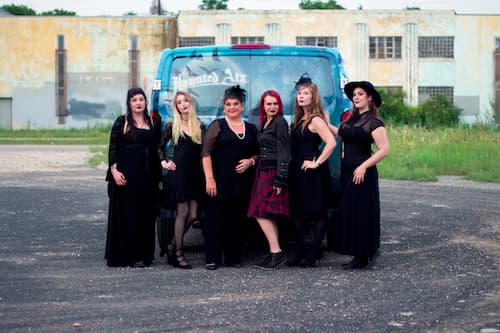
[202,118,258,202]
[257,115,290,187]
[339,112,384,168]
[158,121,205,203]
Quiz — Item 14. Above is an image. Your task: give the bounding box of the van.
[151,44,350,249]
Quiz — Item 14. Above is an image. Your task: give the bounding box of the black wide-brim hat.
[344,81,382,107]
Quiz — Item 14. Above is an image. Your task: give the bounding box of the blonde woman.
[159,91,205,269]
[288,74,336,267]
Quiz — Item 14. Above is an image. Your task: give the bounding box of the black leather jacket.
[257,115,290,187]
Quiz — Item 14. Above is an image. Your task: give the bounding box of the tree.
[299,0,345,10]
[199,0,228,10]
[1,4,36,15]
[40,9,76,16]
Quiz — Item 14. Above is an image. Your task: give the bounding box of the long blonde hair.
[292,82,326,131]
[172,91,202,145]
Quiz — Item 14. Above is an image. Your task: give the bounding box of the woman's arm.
[352,126,390,184]
[302,116,336,171]
[201,120,220,197]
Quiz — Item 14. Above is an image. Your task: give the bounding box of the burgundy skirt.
[247,167,289,218]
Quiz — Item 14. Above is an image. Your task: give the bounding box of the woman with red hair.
[248,90,291,270]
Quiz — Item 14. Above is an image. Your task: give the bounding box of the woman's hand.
[206,177,217,197]
[273,185,282,196]
[352,165,366,184]
[161,160,176,171]
[112,169,127,186]
[235,158,254,174]
[301,158,319,172]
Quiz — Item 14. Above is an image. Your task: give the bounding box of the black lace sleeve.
[106,115,125,181]
[363,117,384,140]
[201,120,221,157]
[158,122,173,161]
[273,116,291,187]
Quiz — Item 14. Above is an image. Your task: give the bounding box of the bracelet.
[315,160,321,167]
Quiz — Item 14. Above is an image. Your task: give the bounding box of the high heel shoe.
[174,249,192,269]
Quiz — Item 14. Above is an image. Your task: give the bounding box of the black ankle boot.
[302,246,323,267]
[287,246,306,266]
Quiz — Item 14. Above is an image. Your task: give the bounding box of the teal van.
[151,44,350,246]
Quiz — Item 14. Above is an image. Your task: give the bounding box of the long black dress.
[158,122,205,203]
[201,118,258,265]
[335,112,384,258]
[105,115,161,267]
[289,119,331,218]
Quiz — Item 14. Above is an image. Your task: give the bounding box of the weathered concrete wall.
[178,10,500,122]
[0,16,176,129]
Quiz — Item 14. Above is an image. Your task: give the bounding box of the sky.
[2,0,499,16]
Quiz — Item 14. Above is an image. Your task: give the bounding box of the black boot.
[302,245,323,267]
[255,252,287,270]
[287,246,306,266]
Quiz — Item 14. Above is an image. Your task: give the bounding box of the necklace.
[225,117,245,140]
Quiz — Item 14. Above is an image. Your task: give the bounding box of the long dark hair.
[259,90,283,125]
[125,87,151,131]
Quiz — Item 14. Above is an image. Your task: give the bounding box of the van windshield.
[158,54,336,125]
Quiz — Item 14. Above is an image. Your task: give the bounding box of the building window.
[418,36,454,58]
[231,36,264,45]
[369,36,402,59]
[296,36,337,47]
[495,37,500,50]
[419,86,454,103]
[178,37,215,47]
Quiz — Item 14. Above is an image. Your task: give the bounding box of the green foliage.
[1,3,36,15]
[1,4,76,15]
[198,0,228,10]
[378,89,462,128]
[405,7,420,10]
[418,94,462,128]
[40,9,76,16]
[299,0,345,9]
[124,11,137,16]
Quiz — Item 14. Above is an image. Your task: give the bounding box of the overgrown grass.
[379,125,500,182]
[0,124,110,145]
[1,125,499,183]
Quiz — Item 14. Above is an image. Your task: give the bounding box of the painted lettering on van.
[171,68,247,91]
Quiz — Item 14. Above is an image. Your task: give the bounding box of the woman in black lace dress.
[288,75,336,267]
[158,91,205,269]
[333,81,390,269]
[202,86,258,270]
[105,88,161,268]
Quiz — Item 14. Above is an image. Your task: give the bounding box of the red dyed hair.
[259,90,284,125]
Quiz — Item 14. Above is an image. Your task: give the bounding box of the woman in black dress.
[288,75,336,267]
[158,91,204,269]
[248,90,290,270]
[202,85,258,270]
[333,81,390,269]
[105,87,161,268]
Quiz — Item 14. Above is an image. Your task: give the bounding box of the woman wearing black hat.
[333,81,390,269]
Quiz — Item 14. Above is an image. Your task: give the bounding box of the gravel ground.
[0,145,499,333]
